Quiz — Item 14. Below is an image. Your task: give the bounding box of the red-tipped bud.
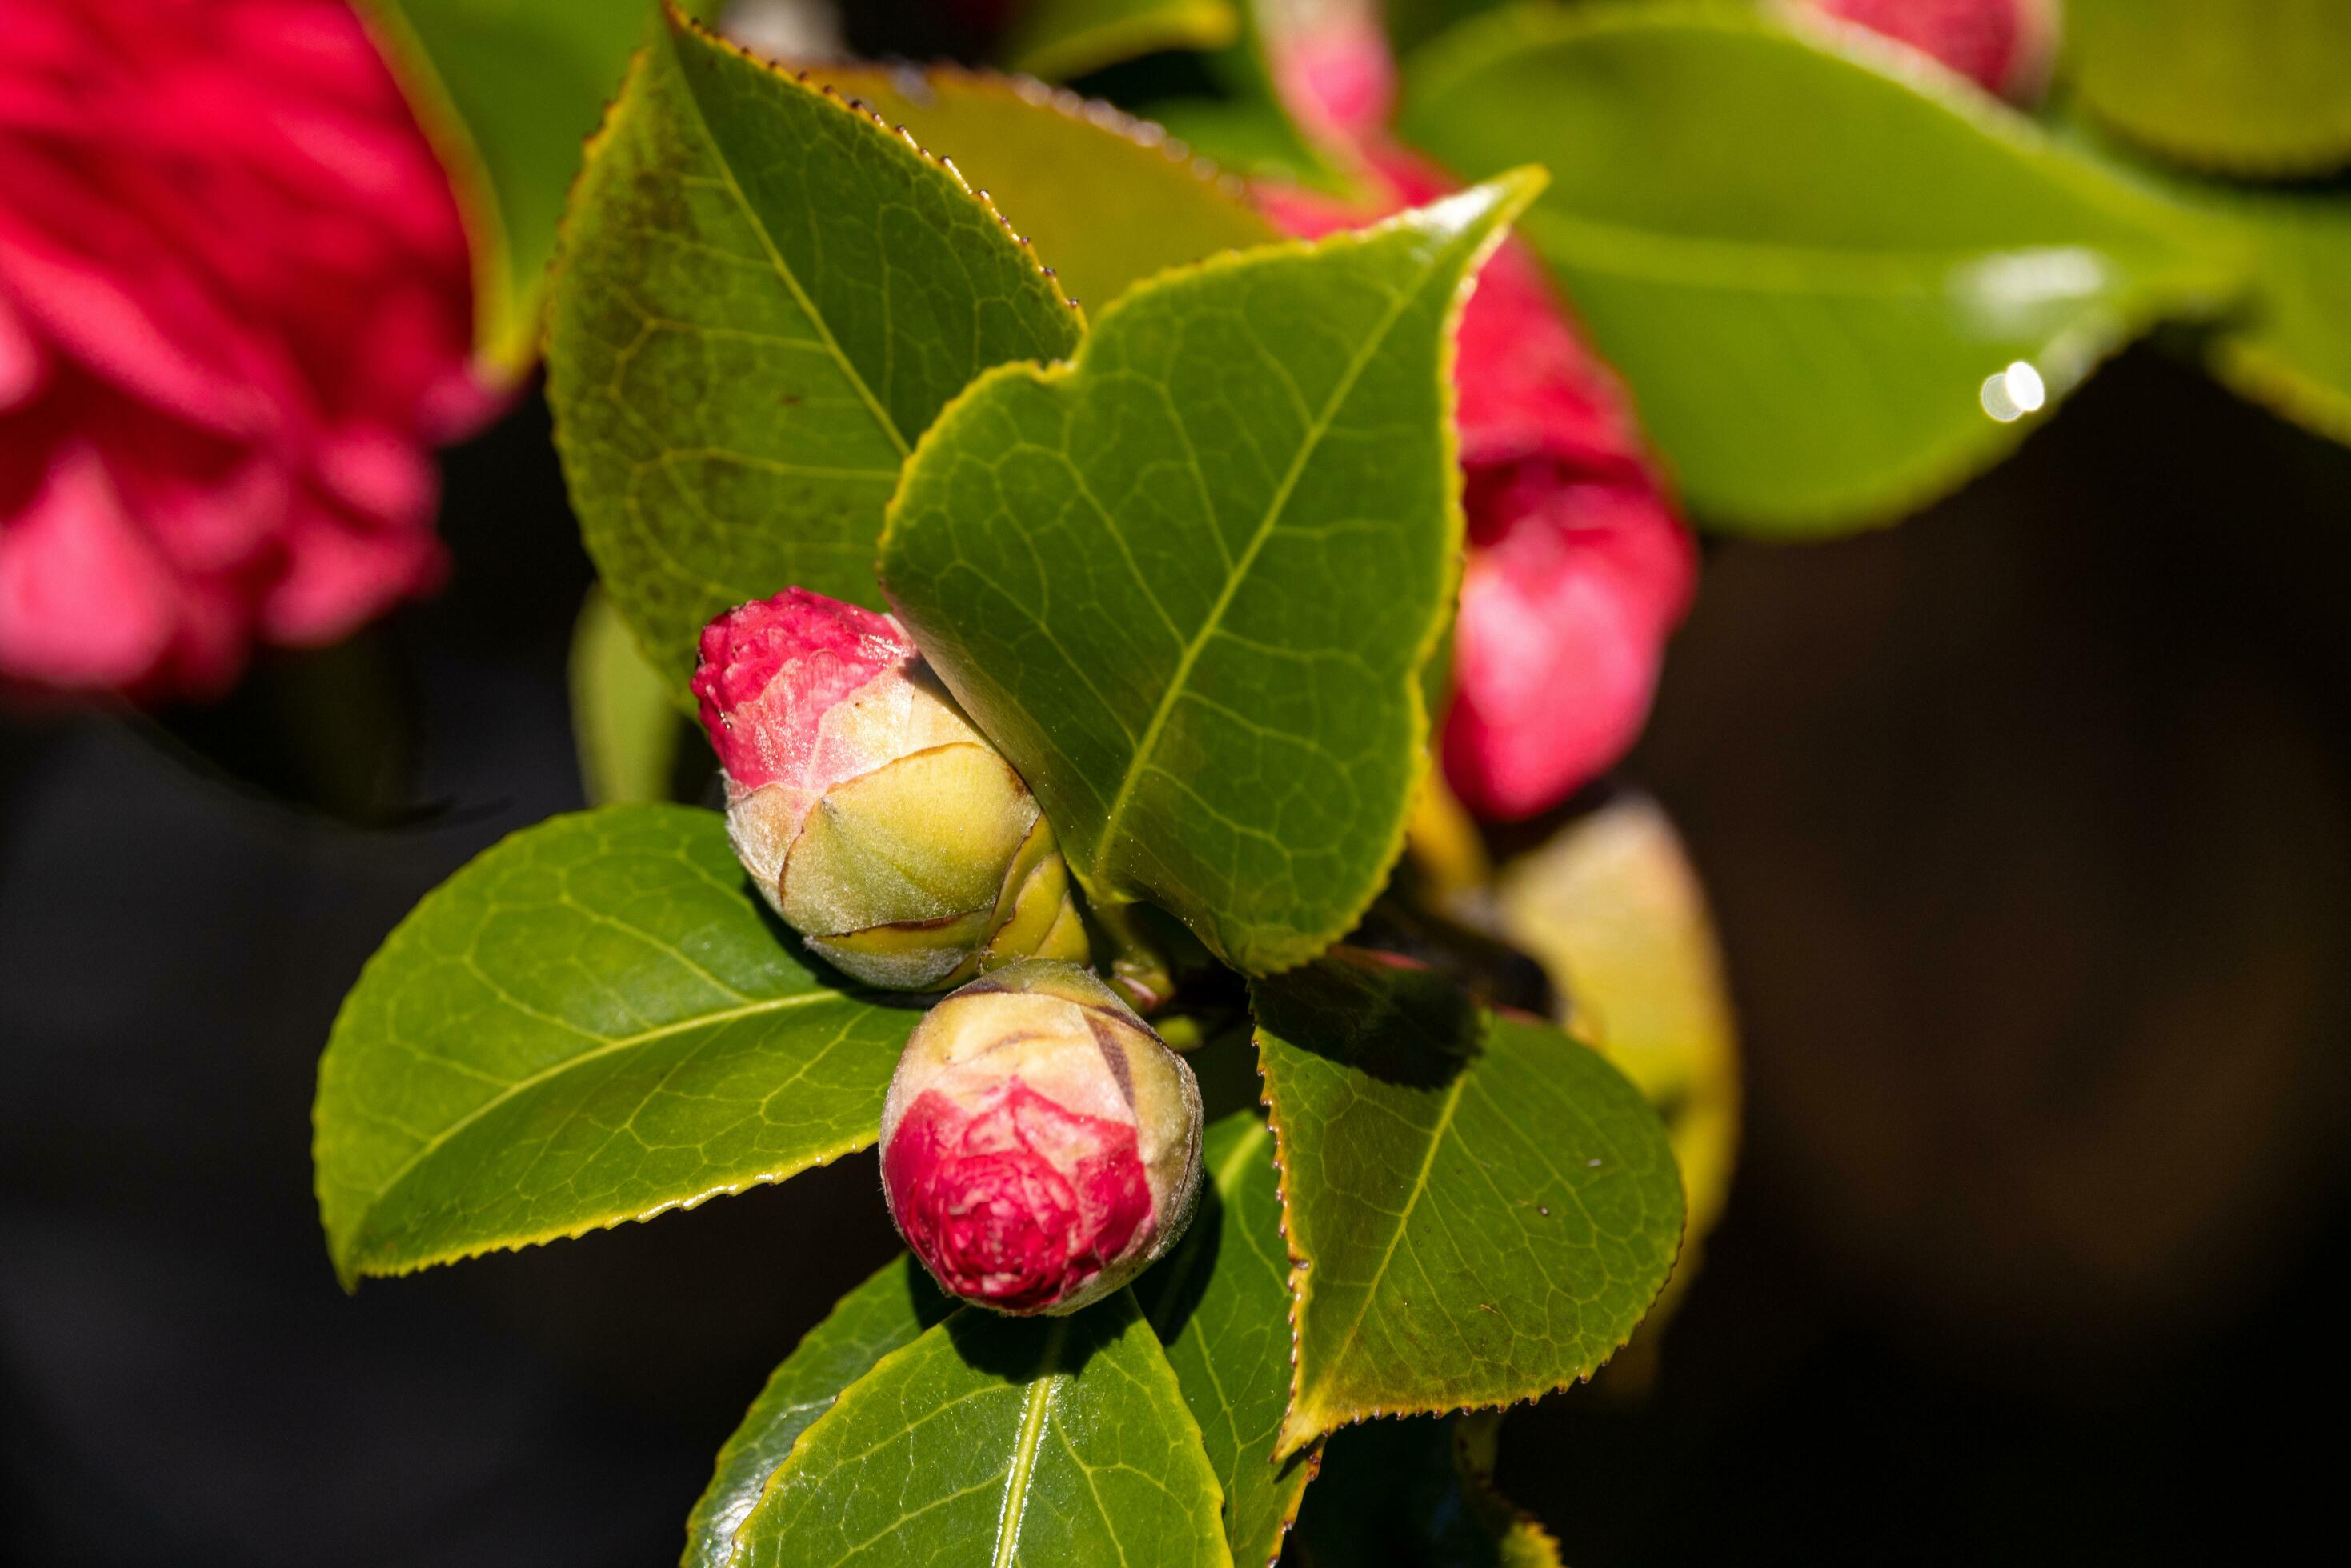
[1797,0,2061,105]
[880,960,1204,1315]
[691,589,1090,990]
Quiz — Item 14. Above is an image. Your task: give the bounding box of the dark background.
[7,1,2351,1550]
[8,345,2345,1568]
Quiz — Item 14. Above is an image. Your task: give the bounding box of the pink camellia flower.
[693,588,1090,990]
[1263,14,1697,822]
[1796,0,2061,104]
[0,0,491,702]
[880,959,1203,1314]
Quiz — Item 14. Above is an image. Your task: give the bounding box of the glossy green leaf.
[684,1255,952,1568]
[1252,951,1684,1458]
[1008,0,1241,81]
[732,1291,1233,1566]
[1287,1413,1560,1568]
[1396,2,2240,533]
[793,64,1276,311]
[314,805,909,1286]
[2069,0,2351,178]
[2054,118,2351,450]
[2203,187,2351,447]
[1492,794,1740,1265]
[2192,183,2351,449]
[570,586,691,806]
[544,2,1083,685]
[882,174,1540,974]
[360,0,685,370]
[1139,1111,1316,1568]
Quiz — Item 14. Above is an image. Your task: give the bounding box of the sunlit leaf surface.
[545,3,1081,681]
[793,62,1276,311]
[1139,1111,1316,1566]
[1253,951,1684,1458]
[1397,3,2239,533]
[314,805,908,1285]
[732,1292,1232,1566]
[883,175,1540,973]
[684,1255,952,1568]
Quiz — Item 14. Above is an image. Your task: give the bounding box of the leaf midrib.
[667,22,911,460]
[337,990,845,1266]
[1297,1070,1466,1425]
[994,1318,1070,1568]
[1087,236,1448,889]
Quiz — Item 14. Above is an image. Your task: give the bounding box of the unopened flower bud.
[880,960,1204,1314]
[1795,0,2060,106]
[691,588,1091,990]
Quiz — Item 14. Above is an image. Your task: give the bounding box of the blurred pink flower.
[1800,0,2059,103]
[0,0,491,702]
[1263,13,1696,822]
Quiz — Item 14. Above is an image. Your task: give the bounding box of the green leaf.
[1395,2,2241,534]
[881,174,1542,974]
[731,1292,1233,1566]
[1127,0,1349,190]
[313,804,909,1286]
[1386,0,1509,60]
[1287,1413,1561,1568]
[2069,0,2351,179]
[1007,0,1241,82]
[2201,182,2351,448]
[570,586,691,806]
[1139,1111,1316,1568]
[792,64,1276,311]
[684,1255,953,1568]
[360,0,682,370]
[544,2,1083,685]
[1491,794,1739,1262]
[2052,117,2351,450]
[1252,951,1684,1458]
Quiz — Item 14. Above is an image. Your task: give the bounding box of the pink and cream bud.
[880,960,1204,1315]
[691,588,1090,990]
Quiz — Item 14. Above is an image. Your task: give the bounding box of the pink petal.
[1442,478,1697,820]
[0,442,178,690]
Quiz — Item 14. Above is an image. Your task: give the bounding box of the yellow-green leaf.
[313,805,910,1286]
[1139,1111,1317,1566]
[1007,0,1241,82]
[1253,951,1684,1458]
[684,1255,952,1568]
[2069,0,2351,179]
[792,63,1276,310]
[545,2,1082,682]
[732,1292,1233,1566]
[569,586,691,806]
[1396,2,2241,533]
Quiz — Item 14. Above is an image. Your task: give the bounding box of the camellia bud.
[1796,0,2061,106]
[880,960,1204,1315]
[691,588,1091,990]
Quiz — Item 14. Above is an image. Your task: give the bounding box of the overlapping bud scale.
[880,961,1204,1315]
[692,588,1090,990]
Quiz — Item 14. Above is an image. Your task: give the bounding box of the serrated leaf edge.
[793,59,1280,275]
[879,171,1544,974]
[310,804,896,1289]
[1252,982,1688,1461]
[1146,1111,1326,1568]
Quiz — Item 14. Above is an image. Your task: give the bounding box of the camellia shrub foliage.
[309,2,2351,1564]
